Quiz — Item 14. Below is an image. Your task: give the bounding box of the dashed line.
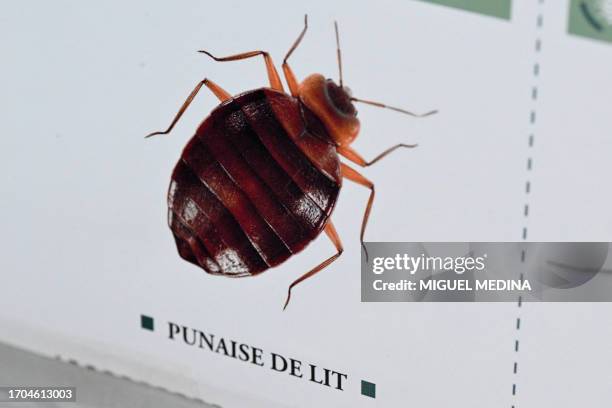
[512,2,544,406]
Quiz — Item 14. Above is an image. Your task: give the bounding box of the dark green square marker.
[141,315,154,331]
[361,380,376,398]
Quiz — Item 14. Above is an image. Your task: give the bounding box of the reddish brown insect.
[147,16,436,309]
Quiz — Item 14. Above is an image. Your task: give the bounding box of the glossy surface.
[168,89,342,276]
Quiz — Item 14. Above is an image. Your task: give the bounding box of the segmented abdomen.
[168,89,341,277]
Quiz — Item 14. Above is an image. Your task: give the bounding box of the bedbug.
[146,16,436,309]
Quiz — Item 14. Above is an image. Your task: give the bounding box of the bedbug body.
[147,16,436,308]
[168,88,342,277]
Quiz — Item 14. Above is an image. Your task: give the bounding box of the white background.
[1,0,611,407]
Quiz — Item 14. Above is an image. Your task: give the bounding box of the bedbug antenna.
[284,14,308,63]
[334,21,343,87]
[350,97,438,118]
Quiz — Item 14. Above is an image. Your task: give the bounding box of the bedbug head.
[298,74,360,146]
[291,17,437,146]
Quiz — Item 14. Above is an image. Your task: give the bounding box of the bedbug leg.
[338,144,418,167]
[198,49,284,92]
[145,78,230,138]
[283,221,343,310]
[282,14,308,97]
[340,163,375,262]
